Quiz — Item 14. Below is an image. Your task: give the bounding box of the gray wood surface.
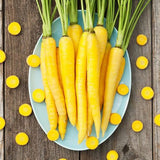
[0,9,4,160]
[152,0,160,160]
[0,0,159,160]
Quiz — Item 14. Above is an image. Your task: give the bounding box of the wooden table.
[0,0,159,160]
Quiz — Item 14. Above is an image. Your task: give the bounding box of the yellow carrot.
[87,104,93,137]
[99,42,112,109]
[58,115,68,140]
[59,36,77,126]
[95,0,108,67]
[101,0,151,137]
[76,31,88,143]
[94,26,108,67]
[68,0,83,55]
[68,24,83,55]
[102,47,124,136]
[116,57,125,88]
[40,40,58,130]
[56,47,63,88]
[87,32,101,139]
[44,38,67,139]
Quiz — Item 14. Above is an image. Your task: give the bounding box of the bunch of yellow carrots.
[36,0,151,144]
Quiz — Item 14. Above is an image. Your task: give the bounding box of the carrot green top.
[80,0,95,31]
[85,0,96,31]
[55,0,69,36]
[35,0,56,37]
[69,0,78,24]
[116,0,151,52]
[97,0,107,25]
[106,0,119,41]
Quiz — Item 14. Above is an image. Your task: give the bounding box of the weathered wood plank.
[152,0,160,160]
[0,9,4,160]
[0,0,2,11]
[80,1,152,160]
[4,1,79,160]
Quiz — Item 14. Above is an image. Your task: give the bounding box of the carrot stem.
[97,0,107,25]
[55,0,69,36]
[115,0,151,51]
[36,0,52,37]
[106,0,119,41]
[69,0,78,24]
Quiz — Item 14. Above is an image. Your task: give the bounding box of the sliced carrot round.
[141,86,154,100]
[154,114,160,126]
[6,75,20,88]
[47,129,59,141]
[106,150,119,160]
[32,89,45,103]
[117,84,129,96]
[132,120,143,132]
[136,34,147,46]
[15,132,29,146]
[110,113,122,125]
[0,117,5,130]
[136,56,149,70]
[86,136,99,150]
[26,55,40,67]
[0,50,6,63]
[8,22,21,35]
[19,104,32,117]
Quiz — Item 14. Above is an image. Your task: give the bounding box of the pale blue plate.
[28,10,131,151]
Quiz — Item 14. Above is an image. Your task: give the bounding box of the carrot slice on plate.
[32,89,45,103]
[110,113,122,125]
[26,55,40,67]
[86,136,99,150]
[47,129,59,141]
[117,84,129,96]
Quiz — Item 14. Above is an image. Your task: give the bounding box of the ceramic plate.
[28,10,131,151]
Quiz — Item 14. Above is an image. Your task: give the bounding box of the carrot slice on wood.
[136,34,148,46]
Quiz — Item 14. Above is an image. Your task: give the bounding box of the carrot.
[36,0,67,139]
[94,0,107,67]
[40,41,58,130]
[68,0,83,55]
[99,42,111,109]
[76,0,90,143]
[55,0,77,126]
[116,57,125,88]
[99,0,118,110]
[56,47,63,88]
[87,32,101,139]
[102,0,151,136]
[76,31,88,143]
[102,48,124,136]
[68,24,82,55]
[85,0,101,139]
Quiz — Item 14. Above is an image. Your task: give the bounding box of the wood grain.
[4,1,79,160]
[0,8,4,160]
[152,0,160,160]
[80,1,152,160]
